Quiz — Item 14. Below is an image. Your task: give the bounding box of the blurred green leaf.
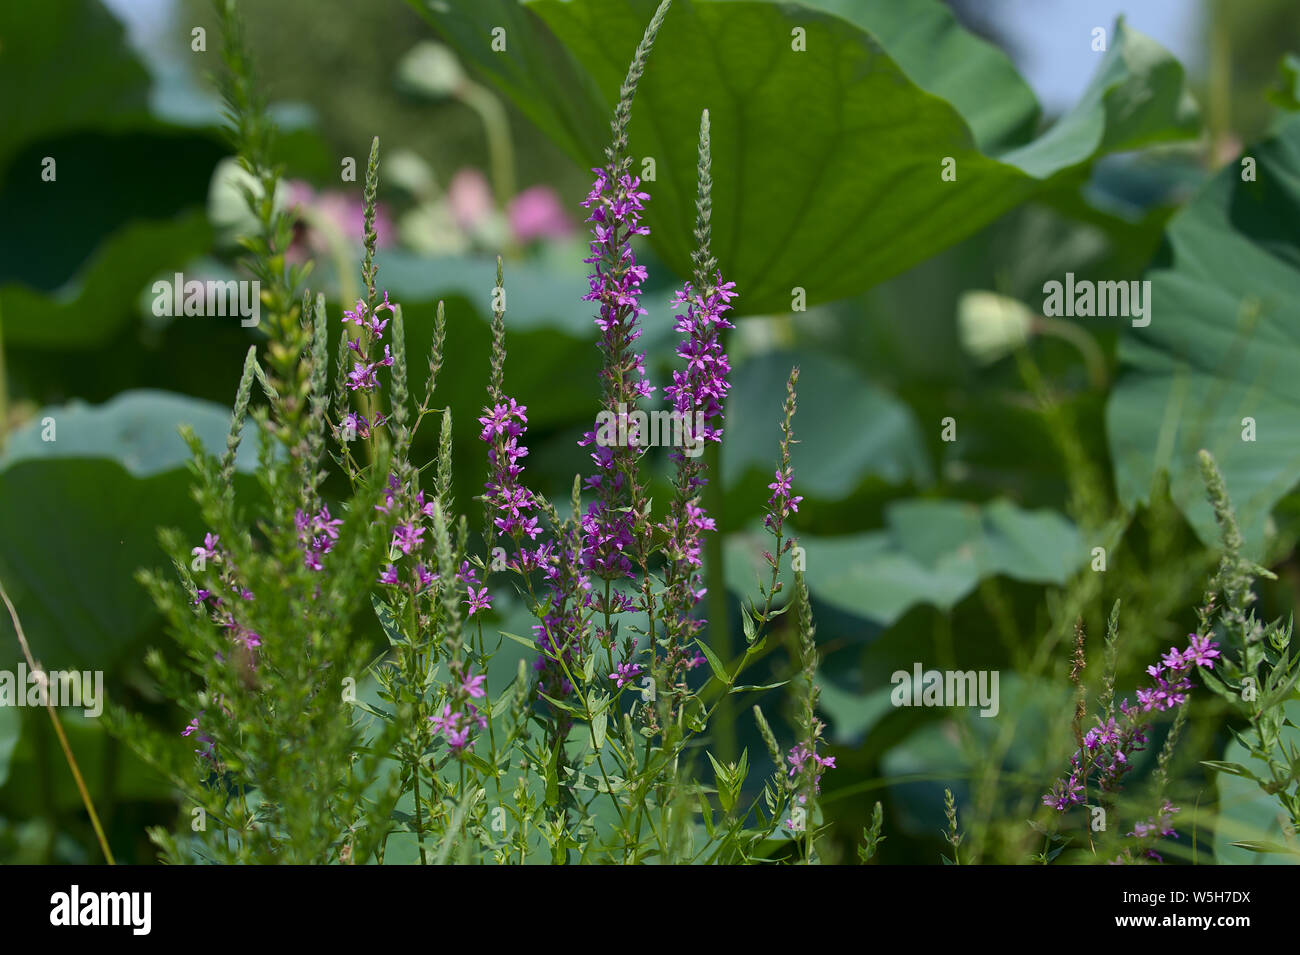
[2,211,212,348]
[723,350,931,496]
[0,712,171,817]
[801,498,1083,624]
[1107,116,1300,558]
[0,391,256,671]
[795,0,1040,154]
[0,0,149,176]
[0,706,18,788]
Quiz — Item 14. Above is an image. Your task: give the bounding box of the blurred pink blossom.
[286,180,392,261]
[447,168,495,231]
[508,185,574,242]
[447,167,574,243]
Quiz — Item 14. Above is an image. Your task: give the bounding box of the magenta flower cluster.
[476,391,590,696]
[375,474,441,596]
[294,505,343,571]
[338,291,400,444]
[764,466,803,533]
[1136,633,1220,712]
[342,292,395,395]
[182,532,262,755]
[1043,632,1220,814]
[787,744,836,790]
[576,166,654,589]
[663,277,736,452]
[655,278,735,689]
[785,744,836,831]
[609,661,643,689]
[428,665,489,752]
[532,530,591,699]
[190,532,259,652]
[480,398,541,543]
[1112,801,1181,863]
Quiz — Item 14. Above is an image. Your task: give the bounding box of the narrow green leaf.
[695,639,728,683]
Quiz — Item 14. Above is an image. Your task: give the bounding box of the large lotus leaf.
[416,0,1198,313]
[0,1,332,349]
[0,0,150,177]
[789,0,1040,154]
[0,391,257,672]
[877,674,1074,835]
[800,498,1083,625]
[1,209,213,348]
[1106,116,1300,557]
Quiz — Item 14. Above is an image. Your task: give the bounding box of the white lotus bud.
[957,290,1034,365]
[397,41,465,99]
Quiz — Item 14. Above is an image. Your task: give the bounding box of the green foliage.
[418,0,1198,314]
[1108,116,1300,559]
[0,392,258,671]
[5,0,1297,868]
[1195,451,1300,861]
[799,499,1083,625]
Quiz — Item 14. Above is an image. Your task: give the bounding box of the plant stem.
[704,427,733,762]
[0,575,115,865]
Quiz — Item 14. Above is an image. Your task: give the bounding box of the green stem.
[703,440,733,762]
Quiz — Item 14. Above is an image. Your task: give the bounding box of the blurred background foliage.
[0,0,1297,864]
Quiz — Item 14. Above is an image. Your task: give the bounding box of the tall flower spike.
[1043,629,1219,815]
[305,291,330,502]
[691,108,716,284]
[658,109,735,702]
[361,135,381,310]
[608,0,674,164]
[577,1,672,589]
[488,256,507,404]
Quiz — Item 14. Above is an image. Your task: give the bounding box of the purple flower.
[480,398,538,541]
[461,671,486,699]
[182,713,217,763]
[193,533,220,563]
[375,473,399,515]
[663,275,736,448]
[429,703,460,736]
[415,564,435,592]
[786,743,835,796]
[577,165,656,583]
[1044,635,1219,814]
[466,586,492,617]
[608,662,643,689]
[1186,633,1221,668]
[296,505,344,571]
[343,412,370,440]
[428,667,490,753]
[347,361,379,392]
[765,466,803,530]
[391,522,424,556]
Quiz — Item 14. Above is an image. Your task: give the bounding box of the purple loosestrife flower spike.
[1043,631,1219,816]
[576,0,672,595]
[657,109,735,702]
